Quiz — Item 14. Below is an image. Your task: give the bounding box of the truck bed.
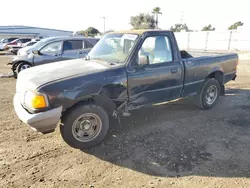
[180,50,238,97]
[180,50,232,58]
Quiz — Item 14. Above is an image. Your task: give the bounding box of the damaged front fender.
[37,66,129,114]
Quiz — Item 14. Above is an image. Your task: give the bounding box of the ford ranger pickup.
[13,30,238,149]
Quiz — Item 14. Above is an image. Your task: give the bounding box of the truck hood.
[16,59,109,92]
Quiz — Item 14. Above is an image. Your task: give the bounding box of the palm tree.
[152,7,162,29]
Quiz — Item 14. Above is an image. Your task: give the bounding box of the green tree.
[228,21,244,30]
[130,13,156,29]
[76,27,100,37]
[170,24,191,32]
[76,30,86,36]
[152,7,162,29]
[84,27,100,37]
[201,24,215,31]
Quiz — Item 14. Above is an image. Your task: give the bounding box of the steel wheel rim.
[72,113,102,142]
[20,64,31,71]
[205,85,218,105]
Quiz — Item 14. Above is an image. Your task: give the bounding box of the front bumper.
[13,94,62,133]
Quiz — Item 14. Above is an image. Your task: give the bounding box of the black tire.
[12,68,17,79]
[195,78,220,109]
[60,104,109,149]
[12,63,18,78]
[13,71,17,79]
[16,62,32,74]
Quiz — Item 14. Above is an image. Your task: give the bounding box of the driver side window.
[138,36,173,65]
[41,41,62,54]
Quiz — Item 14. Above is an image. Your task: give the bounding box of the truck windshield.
[88,33,138,64]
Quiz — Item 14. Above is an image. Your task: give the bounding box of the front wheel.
[195,78,221,109]
[17,62,32,74]
[60,104,109,149]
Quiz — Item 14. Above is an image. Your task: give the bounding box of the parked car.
[24,40,38,47]
[13,30,238,149]
[9,40,38,55]
[9,36,99,77]
[17,40,40,56]
[0,38,18,51]
[6,38,32,50]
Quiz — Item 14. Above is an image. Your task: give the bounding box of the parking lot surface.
[0,55,250,188]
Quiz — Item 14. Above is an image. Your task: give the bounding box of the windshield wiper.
[91,58,117,65]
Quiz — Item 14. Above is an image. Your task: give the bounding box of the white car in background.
[17,41,39,56]
[17,39,44,56]
[10,40,38,55]
[7,38,32,50]
[0,38,18,51]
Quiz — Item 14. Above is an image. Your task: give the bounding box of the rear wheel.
[60,104,109,149]
[17,62,31,74]
[195,78,220,109]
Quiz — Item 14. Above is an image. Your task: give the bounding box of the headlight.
[24,91,49,109]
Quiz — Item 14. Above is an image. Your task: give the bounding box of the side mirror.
[138,55,149,66]
[32,50,41,55]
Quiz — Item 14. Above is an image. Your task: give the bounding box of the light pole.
[180,11,184,24]
[102,17,106,33]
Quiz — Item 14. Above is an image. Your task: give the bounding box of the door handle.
[171,68,179,74]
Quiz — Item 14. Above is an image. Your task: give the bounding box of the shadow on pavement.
[82,88,250,178]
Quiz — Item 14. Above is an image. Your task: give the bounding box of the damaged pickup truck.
[14,30,238,149]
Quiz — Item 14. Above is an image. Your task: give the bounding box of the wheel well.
[63,85,126,116]
[65,94,117,116]
[207,71,223,84]
[13,61,32,70]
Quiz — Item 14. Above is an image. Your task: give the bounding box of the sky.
[1,0,250,32]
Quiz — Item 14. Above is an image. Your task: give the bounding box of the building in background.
[0,25,73,39]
